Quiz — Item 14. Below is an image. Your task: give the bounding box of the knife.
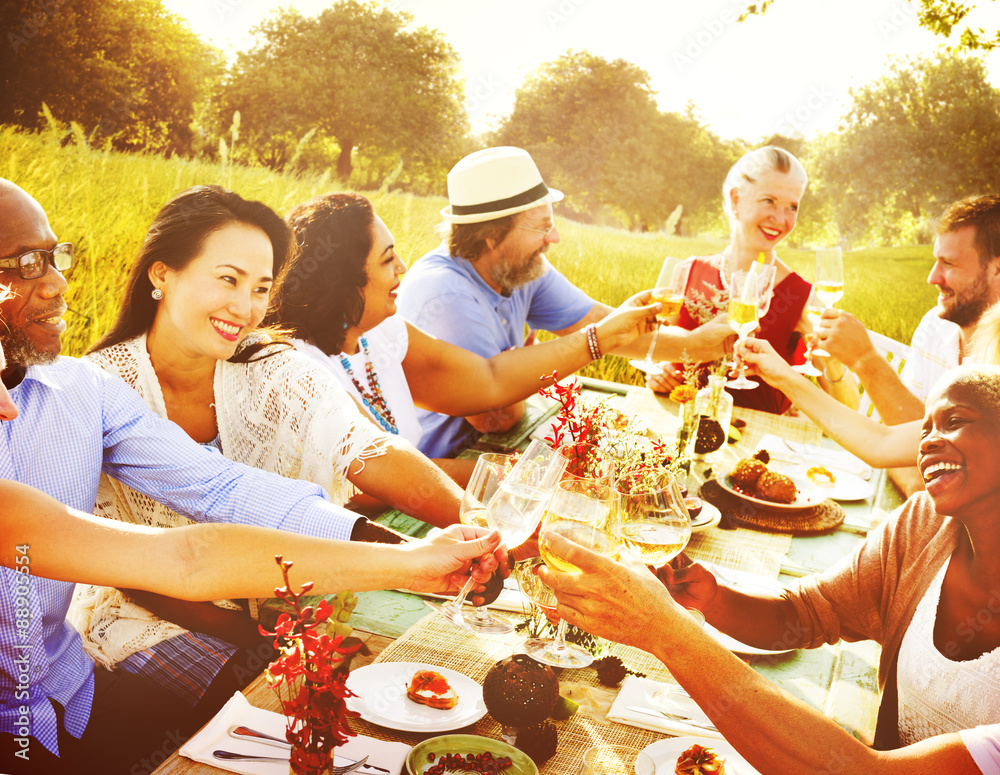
[626,705,719,732]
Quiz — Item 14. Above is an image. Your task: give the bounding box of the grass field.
[0,123,938,386]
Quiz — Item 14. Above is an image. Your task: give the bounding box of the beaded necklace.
[339,337,399,434]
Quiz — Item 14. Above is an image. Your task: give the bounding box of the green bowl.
[405,734,538,775]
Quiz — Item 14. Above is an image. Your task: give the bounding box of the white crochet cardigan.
[72,333,390,668]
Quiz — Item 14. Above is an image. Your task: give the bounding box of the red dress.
[677,255,810,414]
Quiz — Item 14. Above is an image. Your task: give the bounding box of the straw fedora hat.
[440,147,564,224]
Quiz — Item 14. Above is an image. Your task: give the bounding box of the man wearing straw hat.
[398,146,731,459]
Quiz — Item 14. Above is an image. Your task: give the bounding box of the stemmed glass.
[812,246,844,358]
[616,471,691,568]
[792,288,825,377]
[629,256,689,375]
[517,479,621,668]
[617,471,694,708]
[431,453,515,634]
[726,262,776,389]
[557,441,616,484]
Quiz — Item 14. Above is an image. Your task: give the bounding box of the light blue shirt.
[397,243,593,458]
[0,357,359,754]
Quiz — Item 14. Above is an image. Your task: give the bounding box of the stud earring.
[151,288,163,301]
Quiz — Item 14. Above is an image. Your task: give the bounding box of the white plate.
[345,662,486,733]
[689,501,722,532]
[639,736,761,775]
[718,474,822,512]
[783,465,874,502]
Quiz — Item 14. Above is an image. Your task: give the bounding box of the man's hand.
[816,309,875,372]
[404,525,507,596]
[735,337,795,386]
[595,289,661,352]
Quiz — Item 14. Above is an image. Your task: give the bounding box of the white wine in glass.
[726,260,776,390]
[617,473,691,567]
[539,480,620,573]
[630,256,690,375]
[815,247,844,308]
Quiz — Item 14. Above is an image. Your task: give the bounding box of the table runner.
[350,614,680,774]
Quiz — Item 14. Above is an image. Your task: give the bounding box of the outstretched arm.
[540,536,981,775]
[738,337,921,469]
[1,480,505,600]
[404,291,660,418]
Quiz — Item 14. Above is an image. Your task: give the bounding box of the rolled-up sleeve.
[98,370,361,540]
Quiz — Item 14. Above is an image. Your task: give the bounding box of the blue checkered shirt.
[0,357,360,755]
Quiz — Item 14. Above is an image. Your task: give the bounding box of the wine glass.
[792,287,825,377]
[726,262,776,389]
[810,246,845,359]
[616,471,691,568]
[630,256,690,375]
[432,453,516,634]
[518,480,621,667]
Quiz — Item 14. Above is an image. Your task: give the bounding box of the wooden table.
[154,380,893,774]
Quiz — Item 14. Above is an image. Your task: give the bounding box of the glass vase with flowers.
[262,556,366,775]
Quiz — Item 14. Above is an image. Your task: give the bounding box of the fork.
[213,750,370,774]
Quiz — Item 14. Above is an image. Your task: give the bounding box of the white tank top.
[897,557,1000,745]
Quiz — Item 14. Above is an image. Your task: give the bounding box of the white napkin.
[757,434,872,480]
[179,691,411,775]
[607,675,723,740]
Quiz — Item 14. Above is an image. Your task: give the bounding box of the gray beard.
[0,325,58,370]
[491,253,547,295]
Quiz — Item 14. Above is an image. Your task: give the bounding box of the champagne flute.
[810,247,845,359]
[433,453,515,634]
[629,256,689,375]
[726,262,776,389]
[518,481,621,667]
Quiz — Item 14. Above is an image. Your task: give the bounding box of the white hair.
[722,146,808,225]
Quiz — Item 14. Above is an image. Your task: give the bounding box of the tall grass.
[0,123,936,384]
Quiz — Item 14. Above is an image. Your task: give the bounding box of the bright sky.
[164,0,1000,141]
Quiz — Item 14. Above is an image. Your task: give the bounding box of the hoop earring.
[151,288,163,301]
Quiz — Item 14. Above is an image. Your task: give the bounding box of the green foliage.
[740,0,1000,51]
[0,0,222,155]
[217,0,467,186]
[492,52,738,231]
[816,53,1000,246]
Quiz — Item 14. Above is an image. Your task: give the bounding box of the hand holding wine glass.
[630,256,690,376]
[432,453,515,633]
[518,478,621,668]
[726,260,776,389]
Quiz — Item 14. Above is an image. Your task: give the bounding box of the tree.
[0,0,222,154]
[217,1,468,181]
[741,0,1000,51]
[818,53,1000,244]
[493,52,737,230]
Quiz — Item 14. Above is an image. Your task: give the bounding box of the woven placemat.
[701,479,845,535]
[350,614,677,773]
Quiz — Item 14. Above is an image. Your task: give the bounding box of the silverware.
[228,724,290,749]
[626,705,719,732]
[213,750,370,775]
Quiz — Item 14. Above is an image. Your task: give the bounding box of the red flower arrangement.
[261,556,367,775]
[539,375,679,493]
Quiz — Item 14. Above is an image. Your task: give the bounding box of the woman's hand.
[692,313,738,361]
[594,290,662,352]
[646,363,685,393]
[403,525,507,595]
[736,337,796,386]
